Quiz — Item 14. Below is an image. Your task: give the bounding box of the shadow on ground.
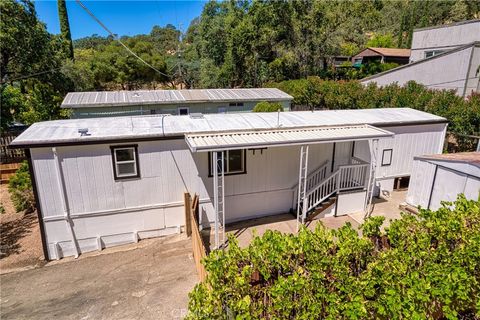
[0,213,37,259]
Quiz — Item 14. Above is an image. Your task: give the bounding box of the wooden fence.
[1,132,25,164]
[184,192,208,282]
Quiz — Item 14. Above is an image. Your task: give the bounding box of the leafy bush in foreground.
[187,195,480,319]
[8,161,35,213]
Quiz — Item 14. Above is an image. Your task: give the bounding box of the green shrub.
[269,79,479,149]
[187,195,480,319]
[252,101,284,112]
[8,161,35,213]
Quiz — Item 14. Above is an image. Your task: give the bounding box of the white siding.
[407,158,480,210]
[31,122,445,259]
[32,140,334,259]
[410,21,480,62]
[362,46,477,96]
[406,159,437,207]
[375,124,445,179]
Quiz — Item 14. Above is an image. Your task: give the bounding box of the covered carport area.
[185,124,393,249]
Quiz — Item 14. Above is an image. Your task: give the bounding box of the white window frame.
[209,149,246,176]
[111,145,140,180]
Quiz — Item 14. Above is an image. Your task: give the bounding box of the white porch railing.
[292,160,329,209]
[296,158,369,221]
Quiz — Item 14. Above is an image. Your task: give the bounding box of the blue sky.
[35,0,207,39]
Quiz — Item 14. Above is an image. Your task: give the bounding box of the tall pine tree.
[57,0,74,60]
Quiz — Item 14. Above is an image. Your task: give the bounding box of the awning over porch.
[185,124,393,152]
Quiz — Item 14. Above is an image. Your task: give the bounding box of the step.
[307,196,337,221]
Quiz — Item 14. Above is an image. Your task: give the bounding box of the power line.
[1,67,64,84]
[75,0,171,79]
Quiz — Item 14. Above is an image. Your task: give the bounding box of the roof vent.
[189,113,204,119]
[78,128,90,136]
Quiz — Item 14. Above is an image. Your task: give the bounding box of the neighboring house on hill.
[351,48,411,67]
[407,152,480,210]
[11,108,447,260]
[410,19,480,62]
[361,20,480,97]
[62,88,293,119]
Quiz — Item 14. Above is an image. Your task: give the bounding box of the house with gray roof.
[62,88,293,118]
[11,108,447,260]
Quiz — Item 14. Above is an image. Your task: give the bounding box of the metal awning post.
[296,145,309,232]
[212,151,225,249]
[364,139,378,217]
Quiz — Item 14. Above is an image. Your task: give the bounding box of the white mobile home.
[407,152,480,210]
[11,108,447,260]
[62,88,293,118]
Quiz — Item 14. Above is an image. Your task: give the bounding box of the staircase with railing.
[293,157,369,223]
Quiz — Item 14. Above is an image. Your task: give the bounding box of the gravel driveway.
[0,236,198,320]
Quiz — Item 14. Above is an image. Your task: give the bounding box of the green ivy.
[187,195,480,319]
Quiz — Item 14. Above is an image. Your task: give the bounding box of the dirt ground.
[0,185,44,273]
[0,236,198,320]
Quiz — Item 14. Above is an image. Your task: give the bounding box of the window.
[178,107,189,115]
[111,145,140,180]
[209,149,246,176]
[381,149,393,166]
[229,102,244,107]
[425,50,445,58]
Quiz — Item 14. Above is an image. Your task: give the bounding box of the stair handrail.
[292,160,329,208]
[291,160,329,191]
[304,170,339,213]
[303,163,369,214]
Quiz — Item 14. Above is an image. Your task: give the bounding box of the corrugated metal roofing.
[185,125,393,152]
[10,108,447,148]
[416,152,480,166]
[62,88,293,108]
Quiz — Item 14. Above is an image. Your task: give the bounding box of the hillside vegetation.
[1,0,479,130]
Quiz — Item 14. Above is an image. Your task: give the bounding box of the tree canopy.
[1,0,479,130]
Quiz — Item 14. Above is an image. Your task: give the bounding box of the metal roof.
[10,108,447,148]
[61,88,293,108]
[415,152,480,166]
[185,125,393,152]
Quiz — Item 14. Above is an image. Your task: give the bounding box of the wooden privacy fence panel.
[1,132,25,163]
[185,192,208,282]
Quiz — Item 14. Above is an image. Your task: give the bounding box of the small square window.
[111,145,140,180]
[381,149,393,166]
[178,107,189,115]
